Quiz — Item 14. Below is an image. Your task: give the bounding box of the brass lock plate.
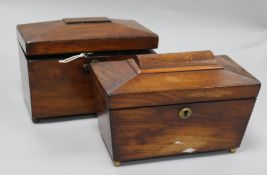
[179,108,192,119]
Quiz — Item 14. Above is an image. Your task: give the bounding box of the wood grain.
[18,43,32,116]
[91,53,260,109]
[63,17,111,24]
[92,69,114,159]
[110,99,255,161]
[136,50,215,69]
[18,43,155,119]
[91,51,261,163]
[17,18,158,56]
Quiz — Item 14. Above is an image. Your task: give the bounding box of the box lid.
[91,50,261,110]
[17,17,158,56]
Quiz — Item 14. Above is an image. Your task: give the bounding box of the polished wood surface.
[129,51,223,74]
[91,51,261,163]
[136,50,216,69]
[17,17,159,120]
[18,43,32,116]
[17,18,158,56]
[110,99,255,161]
[63,17,111,24]
[91,51,260,110]
[92,69,114,159]
[18,44,155,120]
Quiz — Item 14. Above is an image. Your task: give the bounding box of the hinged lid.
[91,50,261,110]
[17,17,158,56]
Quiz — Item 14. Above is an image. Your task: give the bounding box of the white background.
[0,0,266,174]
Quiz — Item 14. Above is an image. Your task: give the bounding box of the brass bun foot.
[113,161,121,166]
[229,148,237,153]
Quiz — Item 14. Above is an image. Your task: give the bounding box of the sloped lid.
[17,17,158,56]
[91,50,261,109]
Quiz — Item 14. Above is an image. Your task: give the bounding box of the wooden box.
[17,17,158,122]
[91,50,261,165]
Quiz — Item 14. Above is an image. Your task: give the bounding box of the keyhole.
[184,110,188,117]
[179,108,192,119]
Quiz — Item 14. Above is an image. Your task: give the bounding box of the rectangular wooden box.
[17,17,158,122]
[91,50,261,165]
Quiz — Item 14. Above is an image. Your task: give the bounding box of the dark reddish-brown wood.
[18,45,155,121]
[91,50,261,164]
[63,17,111,24]
[110,99,255,161]
[17,17,158,122]
[17,17,158,56]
